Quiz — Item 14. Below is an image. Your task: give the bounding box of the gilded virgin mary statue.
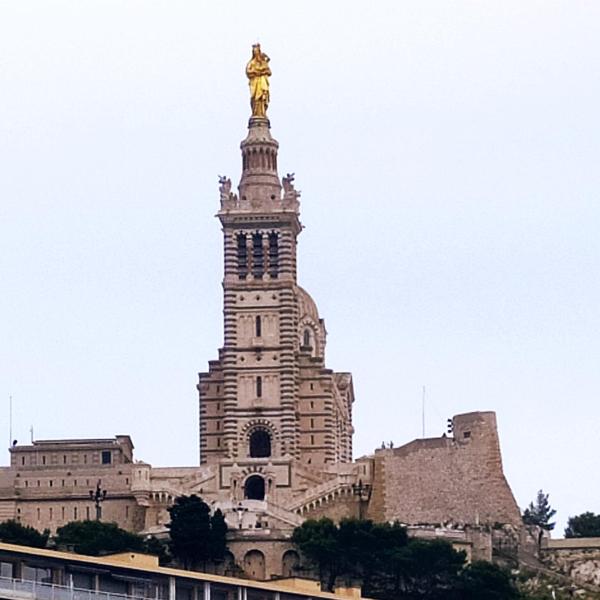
[246,44,271,118]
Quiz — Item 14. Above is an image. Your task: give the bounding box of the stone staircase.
[289,474,355,514]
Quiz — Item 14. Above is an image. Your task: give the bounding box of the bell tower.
[210,113,303,464]
[198,47,354,504]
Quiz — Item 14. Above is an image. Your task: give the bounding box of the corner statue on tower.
[246,44,271,118]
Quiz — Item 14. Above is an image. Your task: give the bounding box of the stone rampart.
[367,411,521,528]
[542,538,600,589]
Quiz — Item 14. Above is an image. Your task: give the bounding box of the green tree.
[0,520,49,548]
[167,495,228,570]
[143,535,171,565]
[523,489,556,548]
[55,521,144,556]
[454,561,521,600]
[209,509,228,561]
[383,539,465,599]
[565,511,600,538]
[291,518,341,591]
[292,518,469,598]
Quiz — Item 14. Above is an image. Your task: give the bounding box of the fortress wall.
[368,412,521,528]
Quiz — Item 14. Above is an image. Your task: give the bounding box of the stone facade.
[0,85,522,580]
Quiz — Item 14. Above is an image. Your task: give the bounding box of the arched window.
[303,329,311,348]
[256,376,262,398]
[268,232,279,278]
[244,475,265,501]
[255,315,262,337]
[249,429,271,458]
[252,233,264,279]
[237,233,248,280]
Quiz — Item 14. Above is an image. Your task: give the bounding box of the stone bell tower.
[198,46,354,504]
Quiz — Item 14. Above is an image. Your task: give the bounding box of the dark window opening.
[252,233,264,279]
[249,429,271,458]
[268,232,279,278]
[237,233,248,280]
[101,451,111,465]
[256,376,262,398]
[463,431,471,439]
[303,329,311,348]
[255,315,262,337]
[244,475,265,500]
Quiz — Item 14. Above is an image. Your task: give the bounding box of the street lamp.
[89,480,107,521]
[351,479,372,520]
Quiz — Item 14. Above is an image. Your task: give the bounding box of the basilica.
[0,47,522,580]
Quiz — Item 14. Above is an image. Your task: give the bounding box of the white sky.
[1,1,599,536]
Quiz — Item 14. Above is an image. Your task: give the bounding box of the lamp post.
[234,502,248,530]
[89,480,107,521]
[351,479,372,520]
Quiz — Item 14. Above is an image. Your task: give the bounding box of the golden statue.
[246,44,271,118]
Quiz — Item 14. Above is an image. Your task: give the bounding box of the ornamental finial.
[246,44,271,118]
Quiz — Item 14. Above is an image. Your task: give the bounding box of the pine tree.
[523,489,556,548]
[167,495,211,569]
[523,490,557,530]
[167,496,229,570]
[209,509,228,561]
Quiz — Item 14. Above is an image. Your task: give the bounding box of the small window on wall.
[101,451,111,465]
[255,315,262,337]
[303,329,311,348]
[256,376,262,398]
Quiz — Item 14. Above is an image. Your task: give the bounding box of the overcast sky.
[1,1,599,535]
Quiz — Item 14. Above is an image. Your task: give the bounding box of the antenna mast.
[422,386,426,438]
[9,396,12,447]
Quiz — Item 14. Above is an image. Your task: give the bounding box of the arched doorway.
[244,475,265,500]
[249,429,271,457]
[282,549,300,578]
[243,549,265,580]
[220,551,236,577]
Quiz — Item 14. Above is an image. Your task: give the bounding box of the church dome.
[296,286,320,322]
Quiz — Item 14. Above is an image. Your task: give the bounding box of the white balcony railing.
[0,577,152,600]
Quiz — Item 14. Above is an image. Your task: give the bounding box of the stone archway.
[244,475,265,500]
[243,549,266,580]
[282,549,300,578]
